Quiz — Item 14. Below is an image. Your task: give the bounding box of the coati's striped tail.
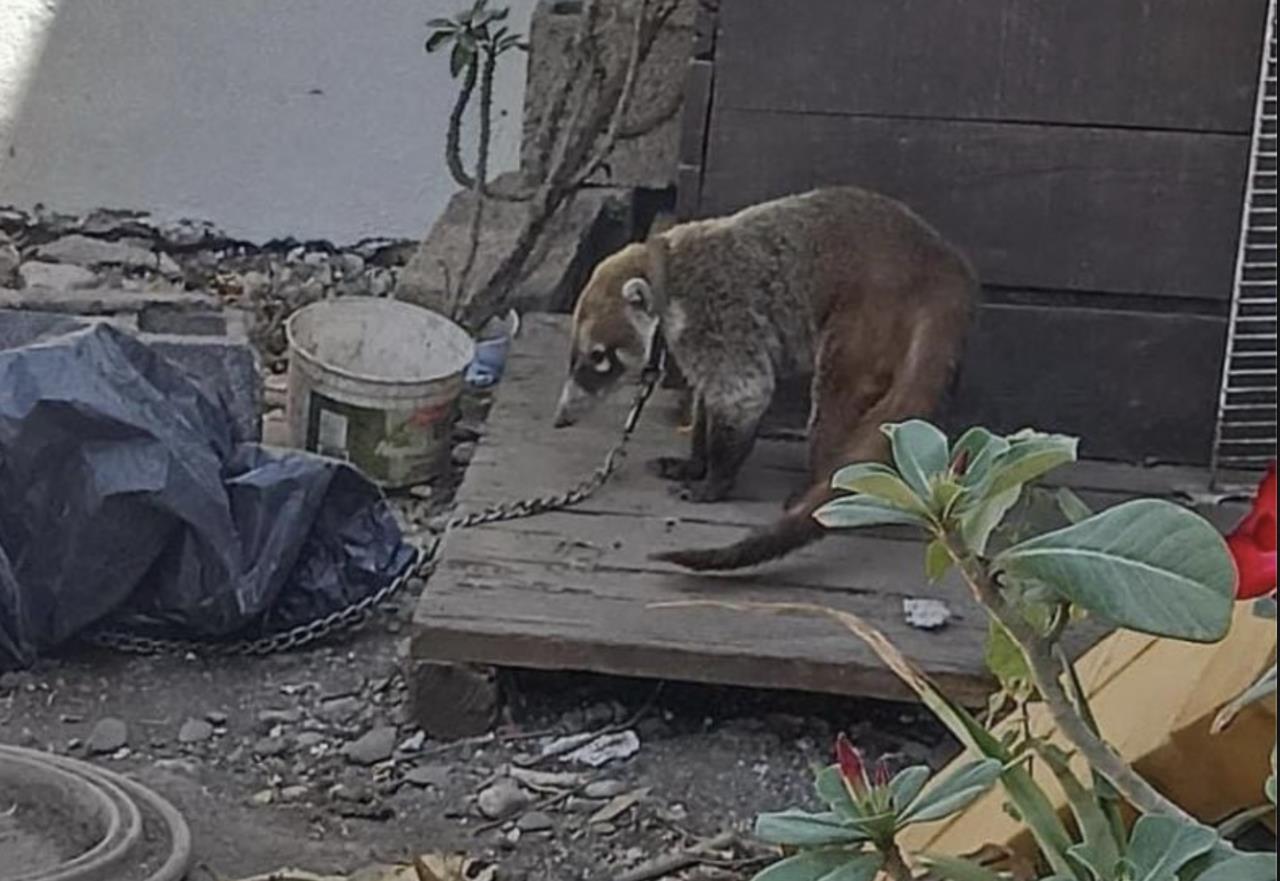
[650,481,831,571]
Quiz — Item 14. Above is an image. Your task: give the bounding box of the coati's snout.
[554,243,660,428]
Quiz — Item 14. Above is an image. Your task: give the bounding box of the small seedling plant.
[683,422,1277,881]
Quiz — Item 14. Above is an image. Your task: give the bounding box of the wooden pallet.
[408,315,1245,724]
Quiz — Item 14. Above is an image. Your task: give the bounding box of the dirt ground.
[0,615,952,881]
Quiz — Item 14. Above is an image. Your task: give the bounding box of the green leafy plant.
[752,732,1002,880]
[693,422,1277,881]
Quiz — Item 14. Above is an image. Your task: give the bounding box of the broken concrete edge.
[0,308,263,443]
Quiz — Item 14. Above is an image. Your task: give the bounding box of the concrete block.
[0,308,261,443]
[395,172,633,316]
[0,285,219,317]
[137,302,228,336]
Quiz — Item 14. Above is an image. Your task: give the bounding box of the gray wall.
[0,0,537,243]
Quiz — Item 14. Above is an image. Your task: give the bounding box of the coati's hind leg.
[675,370,774,503]
[650,393,707,482]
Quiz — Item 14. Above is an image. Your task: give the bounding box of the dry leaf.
[414,853,497,881]
[589,787,650,824]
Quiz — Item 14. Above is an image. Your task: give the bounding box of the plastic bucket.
[285,298,475,488]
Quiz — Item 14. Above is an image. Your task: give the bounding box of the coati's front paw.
[671,478,732,503]
[649,456,707,482]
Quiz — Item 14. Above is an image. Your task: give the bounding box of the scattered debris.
[516,810,554,833]
[588,787,650,825]
[560,729,641,767]
[903,597,952,630]
[583,779,628,799]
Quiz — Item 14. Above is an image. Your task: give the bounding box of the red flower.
[1226,461,1277,600]
[835,732,869,797]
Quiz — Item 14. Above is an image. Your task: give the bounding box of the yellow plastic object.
[899,602,1277,861]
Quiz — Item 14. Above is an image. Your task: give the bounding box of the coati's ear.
[621,277,651,310]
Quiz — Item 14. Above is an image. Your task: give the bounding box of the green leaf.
[1253,596,1278,620]
[1213,664,1277,733]
[1192,853,1279,881]
[888,765,931,814]
[960,484,1023,555]
[1123,815,1217,880]
[995,500,1236,642]
[814,496,929,531]
[754,810,869,847]
[814,765,858,819]
[984,431,1079,498]
[984,620,1032,696]
[950,427,1007,486]
[831,463,928,512]
[426,16,456,28]
[425,29,456,53]
[916,854,1006,881]
[751,850,882,881]
[1037,745,1122,873]
[884,420,950,498]
[899,758,1003,824]
[449,41,474,77]
[925,539,953,582]
[1055,487,1093,524]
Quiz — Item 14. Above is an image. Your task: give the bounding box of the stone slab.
[395,173,632,317]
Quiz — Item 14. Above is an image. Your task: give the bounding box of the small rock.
[451,442,477,466]
[88,718,129,754]
[35,234,158,270]
[19,260,98,290]
[253,736,290,758]
[343,725,398,766]
[516,811,554,833]
[295,731,325,750]
[397,730,426,753]
[280,784,310,803]
[583,779,628,799]
[258,707,304,727]
[403,764,451,788]
[177,718,215,744]
[250,789,275,806]
[205,711,228,726]
[316,696,361,724]
[476,779,532,820]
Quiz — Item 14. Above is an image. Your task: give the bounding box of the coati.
[552,186,976,571]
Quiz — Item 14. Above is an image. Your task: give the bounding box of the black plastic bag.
[0,318,416,670]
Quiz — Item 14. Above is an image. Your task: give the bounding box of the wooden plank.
[943,303,1227,466]
[700,109,1250,299]
[412,316,1238,705]
[716,0,1269,133]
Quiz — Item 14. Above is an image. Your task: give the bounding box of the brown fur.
[554,187,976,571]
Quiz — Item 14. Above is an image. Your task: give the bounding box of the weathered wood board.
[411,316,1246,705]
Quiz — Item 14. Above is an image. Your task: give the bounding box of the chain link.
[85,367,663,658]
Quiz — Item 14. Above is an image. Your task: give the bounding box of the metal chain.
[85,367,663,658]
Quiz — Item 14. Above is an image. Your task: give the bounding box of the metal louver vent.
[1213,0,1278,477]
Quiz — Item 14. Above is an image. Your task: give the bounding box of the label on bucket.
[305,391,454,487]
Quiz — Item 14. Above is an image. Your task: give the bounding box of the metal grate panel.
[1213,0,1278,477]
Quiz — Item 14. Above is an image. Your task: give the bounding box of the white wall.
[0,0,536,244]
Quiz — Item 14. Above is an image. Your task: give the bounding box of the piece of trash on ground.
[903,597,951,630]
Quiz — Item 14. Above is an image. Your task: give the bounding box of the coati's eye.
[588,346,610,371]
